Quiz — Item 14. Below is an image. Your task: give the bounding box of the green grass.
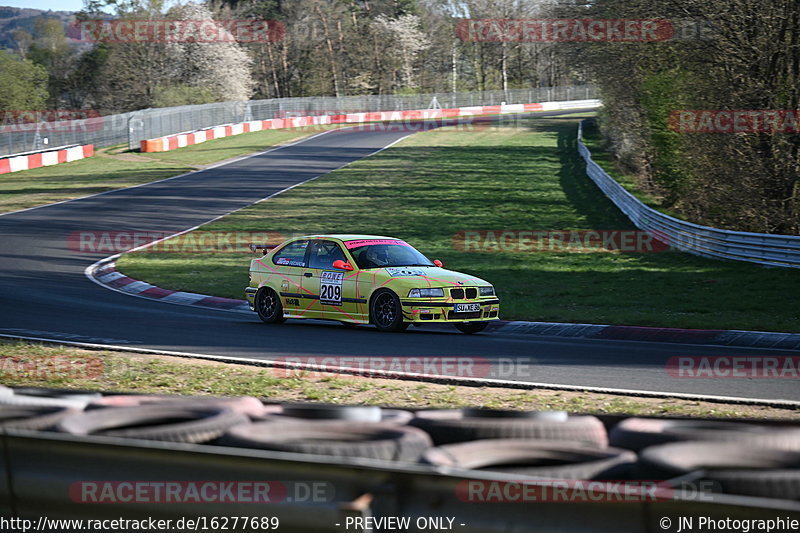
[118,115,800,332]
[0,127,320,214]
[2,341,796,419]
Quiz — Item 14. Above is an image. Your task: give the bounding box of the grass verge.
[1,341,796,419]
[0,127,321,214]
[118,115,800,332]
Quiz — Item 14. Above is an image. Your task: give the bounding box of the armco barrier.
[577,121,800,268]
[140,100,600,153]
[0,144,94,175]
[0,390,798,530]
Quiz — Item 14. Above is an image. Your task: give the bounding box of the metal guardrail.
[577,120,800,268]
[0,86,597,156]
[3,420,799,530]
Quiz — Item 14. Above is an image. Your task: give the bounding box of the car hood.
[378,266,489,287]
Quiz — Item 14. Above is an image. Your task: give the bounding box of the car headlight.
[479,285,494,296]
[408,288,444,298]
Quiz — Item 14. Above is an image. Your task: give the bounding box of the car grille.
[448,310,482,320]
[450,287,477,300]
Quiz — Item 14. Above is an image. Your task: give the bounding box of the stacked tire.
[1,386,799,501]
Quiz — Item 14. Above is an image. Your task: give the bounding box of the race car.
[245,234,500,333]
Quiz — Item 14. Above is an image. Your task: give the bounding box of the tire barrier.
[637,442,800,499]
[220,421,432,462]
[266,403,413,425]
[0,405,81,431]
[610,417,800,452]
[0,386,798,531]
[57,405,250,444]
[422,440,636,479]
[410,408,608,447]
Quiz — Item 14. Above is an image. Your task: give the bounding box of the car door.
[303,240,362,321]
[269,238,311,316]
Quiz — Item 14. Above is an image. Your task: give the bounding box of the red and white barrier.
[140,99,601,153]
[0,144,94,175]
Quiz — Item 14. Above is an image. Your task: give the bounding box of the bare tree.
[374,14,430,90]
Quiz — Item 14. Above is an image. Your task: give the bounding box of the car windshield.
[348,243,434,269]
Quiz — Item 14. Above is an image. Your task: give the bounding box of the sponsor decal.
[343,239,410,249]
[275,258,304,267]
[319,271,344,306]
[385,267,426,277]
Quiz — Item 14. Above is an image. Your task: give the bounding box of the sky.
[1,1,108,12]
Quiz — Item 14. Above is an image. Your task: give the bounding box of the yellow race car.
[245,234,500,333]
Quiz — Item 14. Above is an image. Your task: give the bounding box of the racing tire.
[455,322,488,334]
[281,404,382,422]
[0,405,82,431]
[269,404,413,425]
[609,417,800,452]
[220,420,432,461]
[370,289,408,332]
[57,405,250,444]
[88,395,266,417]
[8,387,101,401]
[410,409,608,446]
[0,391,91,409]
[637,442,800,499]
[255,287,286,324]
[423,440,636,479]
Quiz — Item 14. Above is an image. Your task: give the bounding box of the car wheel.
[370,289,408,332]
[455,322,488,334]
[255,287,286,324]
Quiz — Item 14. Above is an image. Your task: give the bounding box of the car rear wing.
[249,243,278,255]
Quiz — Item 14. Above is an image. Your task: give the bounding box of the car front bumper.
[400,298,500,323]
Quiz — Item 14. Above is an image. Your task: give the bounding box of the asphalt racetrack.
[1,117,797,402]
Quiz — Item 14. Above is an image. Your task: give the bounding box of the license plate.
[454,303,481,313]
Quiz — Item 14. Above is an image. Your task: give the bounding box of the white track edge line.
[0,109,573,219]
[0,333,797,408]
[83,133,415,309]
[0,128,339,218]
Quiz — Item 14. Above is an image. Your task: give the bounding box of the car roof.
[294,234,400,242]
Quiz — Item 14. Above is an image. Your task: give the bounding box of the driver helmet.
[365,246,390,266]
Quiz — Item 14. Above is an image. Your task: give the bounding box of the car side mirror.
[332,259,354,271]
[433,259,443,267]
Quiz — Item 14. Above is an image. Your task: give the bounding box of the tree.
[374,14,430,90]
[555,0,800,234]
[27,17,77,108]
[0,50,49,112]
[166,2,254,102]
